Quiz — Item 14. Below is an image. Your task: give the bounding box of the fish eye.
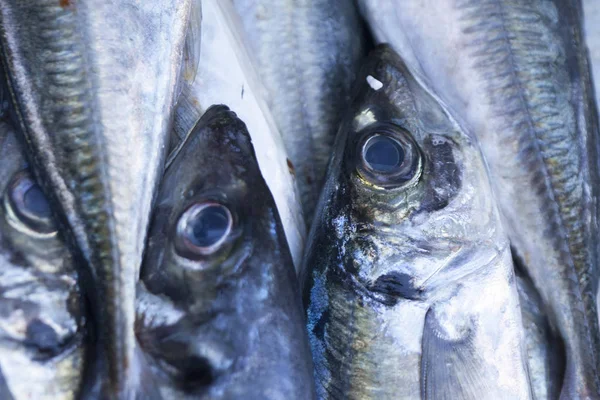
[176,202,233,257]
[4,171,57,235]
[356,125,422,189]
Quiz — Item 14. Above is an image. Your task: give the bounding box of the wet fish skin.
[358,0,600,397]
[136,105,315,399]
[0,1,196,397]
[231,0,367,220]
[583,0,600,118]
[301,46,531,399]
[515,266,564,400]
[0,117,86,399]
[172,0,306,270]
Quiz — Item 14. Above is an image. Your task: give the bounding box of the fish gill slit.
[460,0,599,375]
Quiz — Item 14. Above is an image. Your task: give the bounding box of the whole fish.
[301,46,531,399]
[358,0,600,397]
[0,1,198,396]
[172,0,306,270]
[231,0,367,220]
[0,116,86,399]
[136,105,315,399]
[583,0,600,117]
[516,266,564,400]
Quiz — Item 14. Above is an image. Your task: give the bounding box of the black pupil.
[23,184,52,218]
[364,135,405,173]
[186,205,230,248]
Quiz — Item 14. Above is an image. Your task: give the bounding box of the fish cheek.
[416,136,462,213]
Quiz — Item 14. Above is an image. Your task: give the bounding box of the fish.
[0,1,198,397]
[231,0,367,220]
[300,45,532,399]
[172,0,306,270]
[515,265,564,400]
[357,0,600,397]
[0,116,86,399]
[136,105,315,399]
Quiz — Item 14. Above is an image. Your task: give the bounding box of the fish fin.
[420,308,494,400]
[180,0,202,91]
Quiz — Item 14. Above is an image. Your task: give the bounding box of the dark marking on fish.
[368,272,422,305]
[418,137,461,213]
[241,84,244,99]
[287,158,295,176]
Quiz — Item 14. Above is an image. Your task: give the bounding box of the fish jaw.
[0,1,194,397]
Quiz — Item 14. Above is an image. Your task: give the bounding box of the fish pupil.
[364,135,405,172]
[186,205,230,248]
[23,184,52,218]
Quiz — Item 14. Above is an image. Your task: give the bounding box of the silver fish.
[172,0,306,270]
[358,0,600,397]
[0,116,85,399]
[136,105,315,399]
[301,46,531,399]
[516,266,564,400]
[0,1,198,397]
[231,0,367,220]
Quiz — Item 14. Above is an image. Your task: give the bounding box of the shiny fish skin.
[231,0,367,220]
[358,0,600,397]
[516,267,564,400]
[301,46,531,399]
[136,106,315,399]
[172,0,306,270]
[0,1,195,397]
[0,117,86,399]
[583,0,600,119]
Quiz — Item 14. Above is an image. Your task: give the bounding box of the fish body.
[0,1,196,396]
[231,0,367,220]
[137,105,315,399]
[0,117,85,399]
[173,0,306,269]
[358,0,600,397]
[301,46,531,399]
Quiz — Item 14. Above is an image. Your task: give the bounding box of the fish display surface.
[0,116,86,399]
[358,0,600,397]
[136,105,315,399]
[301,46,531,399]
[1,0,600,398]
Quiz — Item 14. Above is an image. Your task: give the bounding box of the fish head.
[0,119,86,399]
[137,105,314,398]
[303,44,506,306]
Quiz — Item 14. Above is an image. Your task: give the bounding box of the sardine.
[0,1,198,396]
[136,105,315,399]
[516,265,564,400]
[358,0,600,397]
[231,0,367,220]
[301,46,531,399]
[172,0,306,270]
[0,116,86,399]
